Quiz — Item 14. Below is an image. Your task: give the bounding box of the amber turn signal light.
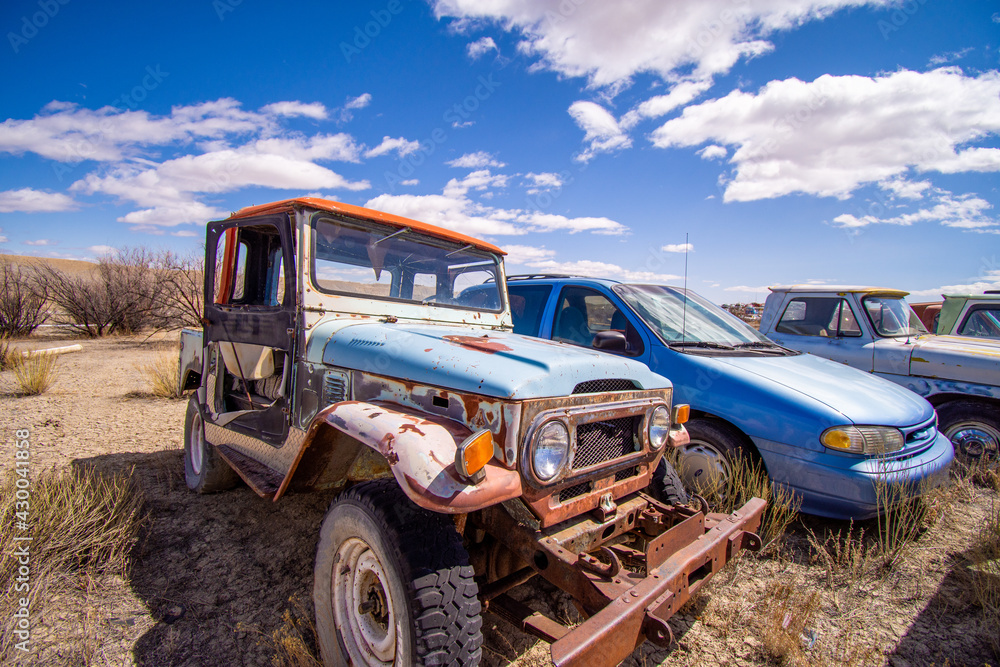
[456,429,494,484]
[672,404,690,425]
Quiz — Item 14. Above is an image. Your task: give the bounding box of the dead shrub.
[31,247,175,337]
[872,469,938,568]
[966,501,1000,649]
[268,600,322,667]
[807,521,873,589]
[9,350,58,395]
[155,250,205,328]
[0,336,13,370]
[0,466,146,662]
[0,259,48,337]
[138,351,181,399]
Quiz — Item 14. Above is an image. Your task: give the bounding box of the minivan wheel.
[677,418,753,496]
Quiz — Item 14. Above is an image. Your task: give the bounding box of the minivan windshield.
[614,284,782,351]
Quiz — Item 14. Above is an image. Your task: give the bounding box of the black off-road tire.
[183,398,239,493]
[937,401,1000,462]
[314,480,483,667]
[650,456,689,505]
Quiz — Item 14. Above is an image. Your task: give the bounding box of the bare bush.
[154,250,204,328]
[0,259,48,336]
[32,247,175,337]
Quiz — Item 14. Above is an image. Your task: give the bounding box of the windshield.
[862,296,927,337]
[613,284,774,348]
[311,215,504,311]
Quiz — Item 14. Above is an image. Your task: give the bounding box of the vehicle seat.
[556,307,590,345]
[220,342,275,380]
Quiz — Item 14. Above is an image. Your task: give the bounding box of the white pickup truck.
[760,286,1000,462]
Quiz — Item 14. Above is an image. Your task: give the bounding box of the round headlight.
[533,421,570,481]
[648,405,671,450]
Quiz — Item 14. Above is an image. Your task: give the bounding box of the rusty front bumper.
[477,493,766,667]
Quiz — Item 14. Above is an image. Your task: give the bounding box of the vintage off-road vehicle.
[178,197,765,667]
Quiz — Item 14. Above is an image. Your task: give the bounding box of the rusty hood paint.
[909,335,1000,385]
[318,321,670,399]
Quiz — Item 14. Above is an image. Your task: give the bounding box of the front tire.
[676,418,754,495]
[650,456,689,505]
[314,480,483,667]
[183,398,239,493]
[938,401,1000,462]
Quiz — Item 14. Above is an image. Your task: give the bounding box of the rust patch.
[368,412,383,419]
[424,348,433,352]
[442,334,513,355]
[399,423,425,437]
[379,432,399,465]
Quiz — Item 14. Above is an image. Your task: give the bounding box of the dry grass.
[267,599,322,667]
[965,499,1000,654]
[752,581,820,665]
[9,350,58,395]
[138,351,181,399]
[690,453,801,553]
[0,466,147,663]
[0,336,13,370]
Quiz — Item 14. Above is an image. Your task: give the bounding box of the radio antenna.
[681,232,689,343]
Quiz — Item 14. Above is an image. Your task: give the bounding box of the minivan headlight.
[821,426,904,455]
[532,421,570,481]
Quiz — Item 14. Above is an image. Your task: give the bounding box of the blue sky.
[1,0,998,303]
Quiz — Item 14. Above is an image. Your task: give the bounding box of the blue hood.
[316,321,671,399]
[712,352,931,427]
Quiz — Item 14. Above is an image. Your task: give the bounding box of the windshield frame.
[612,284,784,353]
[861,295,928,338]
[309,213,505,313]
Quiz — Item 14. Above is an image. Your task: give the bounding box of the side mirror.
[592,330,627,354]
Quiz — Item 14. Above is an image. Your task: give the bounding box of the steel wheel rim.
[190,413,204,475]
[678,439,732,495]
[333,537,396,665]
[944,420,1000,459]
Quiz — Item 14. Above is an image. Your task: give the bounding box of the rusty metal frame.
[474,493,765,667]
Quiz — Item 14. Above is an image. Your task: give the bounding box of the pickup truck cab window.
[862,296,926,337]
[776,297,861,338]
[311,215,503,311]
[958,304,1000,339]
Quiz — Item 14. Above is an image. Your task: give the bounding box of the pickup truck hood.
[713,353,931,427]
[909,335,1000,386]
[315,321,670,400]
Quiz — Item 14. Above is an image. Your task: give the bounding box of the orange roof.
[228,197,506,255]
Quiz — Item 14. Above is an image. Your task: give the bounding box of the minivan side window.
[506,285,553,337]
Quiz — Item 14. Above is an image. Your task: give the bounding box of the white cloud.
[366,170,627,238]
[344,93,372,110]
[446,151,506,168]
[504,244,679,281]
[261,101,328,119]
[401,179,419,186]
[567,101,630,161]
[364,136,421,158]
[467,36,497,59]
[87,245,115,255]
[433,0,887,89]
[0,188,77,213]
[724,285,772,294]
[907,270,1000,299]
[622,80,714,128]
[650,68,1000,202]
[524,172,563,194]
[833,191,997,232]
[661,243,693,253]
[878,177,931,200]
[24,239,54,246]
[697,145,727,161]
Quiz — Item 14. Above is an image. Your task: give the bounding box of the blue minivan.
[499,276,954,520]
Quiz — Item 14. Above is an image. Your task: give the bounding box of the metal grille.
[324,374,347,403]
[572,417,638,469]
[572,379,639,394]
[559,481,591,503]
[614,466,640,482]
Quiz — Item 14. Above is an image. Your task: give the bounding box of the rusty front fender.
[287,401,522,513]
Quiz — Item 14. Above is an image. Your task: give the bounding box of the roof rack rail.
[507,274,584,280]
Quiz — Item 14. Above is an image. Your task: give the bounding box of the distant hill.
[1,254,99,278]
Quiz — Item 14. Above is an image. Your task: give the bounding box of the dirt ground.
[1,332,997,666]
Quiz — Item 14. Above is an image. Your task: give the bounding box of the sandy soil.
[1,332,997,666]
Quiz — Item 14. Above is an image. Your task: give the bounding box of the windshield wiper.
[668,341,735,350]
[732,341,788,354]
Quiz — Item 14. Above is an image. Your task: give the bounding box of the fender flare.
[280,401,522,513]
